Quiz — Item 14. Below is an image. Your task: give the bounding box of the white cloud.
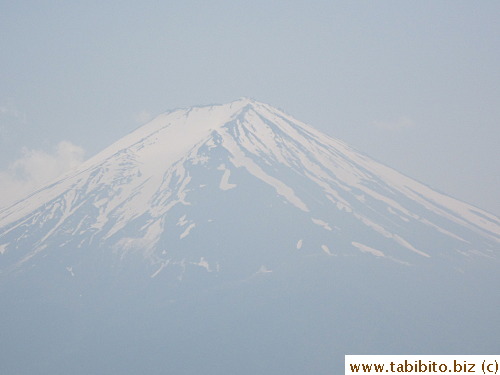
[372,117,415,131]
[0,141,85,209]
[134,110,153,124]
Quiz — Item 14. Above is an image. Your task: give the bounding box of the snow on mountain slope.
[0,98,498,280]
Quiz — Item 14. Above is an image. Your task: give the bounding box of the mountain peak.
[232,96,260,105]
[232,96,255,104]
[0,99,499,279]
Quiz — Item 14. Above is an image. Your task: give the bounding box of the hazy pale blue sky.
[1,0,499,214]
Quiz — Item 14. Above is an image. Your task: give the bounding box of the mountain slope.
[0,98,499,282]
[1,98,499,375]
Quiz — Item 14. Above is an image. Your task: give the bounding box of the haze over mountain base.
[2,256,498,375]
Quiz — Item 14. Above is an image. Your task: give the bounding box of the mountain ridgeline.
[0,99,498,375]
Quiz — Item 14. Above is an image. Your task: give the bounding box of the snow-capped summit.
[0,99,498,281]
[1,99,499,375]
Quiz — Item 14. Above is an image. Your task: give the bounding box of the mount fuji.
[0,98,499,375]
